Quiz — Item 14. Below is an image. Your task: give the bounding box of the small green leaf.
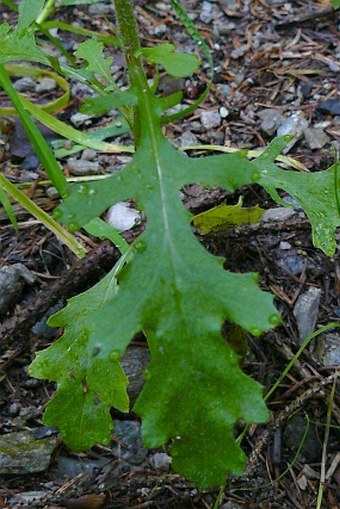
[331,0,340,9]
[74,37,114,85]
[254,139,340,256]
[193,198,265,234]
[0,28,51,66]
[139,43,200,78]
[81,90,137,115]
[17,0,46,33]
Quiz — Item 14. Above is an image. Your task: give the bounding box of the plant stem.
[113,0,155,145]
[36,0,56,24]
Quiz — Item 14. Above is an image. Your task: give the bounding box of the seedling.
[0,0,339,489]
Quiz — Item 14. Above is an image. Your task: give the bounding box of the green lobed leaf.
[0,27,51,66]
[80,90,137,115]
[17,0,46,33]
[32,132,278,487]
[29,21,339,487]
[331,0,340,9]
[29,265,131,450]
[74,37,114,85]
[138,43,200,78]
[253,138,340,256]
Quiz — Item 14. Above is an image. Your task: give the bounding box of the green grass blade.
[0,187,18,231]
[0,173,87,259]
[0,64,68,198]
[21,96,134,154]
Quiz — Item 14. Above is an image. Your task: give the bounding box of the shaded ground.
[0,1,339,508]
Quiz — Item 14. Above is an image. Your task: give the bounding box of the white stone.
[106,202,140,231]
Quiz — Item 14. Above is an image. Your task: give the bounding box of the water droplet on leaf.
[144,369,152,380]
[68,222,79,232]
[269,313,281,326]
[53,209,62,220]
[110,350,120,361]
[135,241,146,253]
[250,327,262,337]
[283,134,293,142]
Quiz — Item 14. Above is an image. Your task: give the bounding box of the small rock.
[219,106,229,118]
[31,300,64,339]
[257,108,284,136]
[293,287,321,343]
[13,77,36,92]
[55,456,105,479]
[0,431,60,474]
[67,158,100,176]
[283,415,321,462]
[89,2,112,14]
[317,99,340,116]
[70,112,93,127]
[113,421,147,465]
[221,502,243,509]
[231,46,248,59]
[106,202,140,231]
[276,251,305,276]
[21,153,40,171]
[279,241,292,250]
[9,491,47,506]
[81,148,97,161]
[200,1,213,23]
[261,207,296,222]
[149,452,172,471]
[46,186,60,199]
[216,84,231,98]
[0,264,36,315]
[36,78,57,93]
[304,128,330,149]
[322,334,340,366]
[121,347,150,404]
[277,112,309,137]
[200,110,221,129]
[178,130,198,147]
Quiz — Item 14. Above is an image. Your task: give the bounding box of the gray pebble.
[0,431,60,474]
[257,108,284,136]
[46,186,60,199]
[304,127,330,150]
[178,130,198,147]
[35,78,57,93]
[322,333,340,366]
[293,287,321,343]
[261,207,296,222]
[81,148,97,161]
[67,158,100,175]
[200,110,221,130]
[70,112,93,128]
[13,77,36,92]
[0,264,36,315]
[113,421,147,465]
[149,452,171,471]
[216,84,231,99]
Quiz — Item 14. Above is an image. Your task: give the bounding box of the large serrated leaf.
[29,35,339,488]
[31,134,279,487]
